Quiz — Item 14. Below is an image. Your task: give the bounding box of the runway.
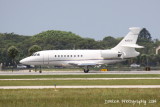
[0,70,160,75]
[1,85,160,89]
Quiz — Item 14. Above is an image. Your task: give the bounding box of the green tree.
[102,36,119,49]
[138,28,152,42]
[77,38,98,49]
[137,28,153,54]
[7,46,19,71]
[32,30,83,50]
[28,45,42,56]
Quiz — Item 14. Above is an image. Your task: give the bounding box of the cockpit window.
[31,53,35,56]
[31,53,40,56]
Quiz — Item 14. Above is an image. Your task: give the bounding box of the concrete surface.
[1,85,160,89]
[0,70,160,75]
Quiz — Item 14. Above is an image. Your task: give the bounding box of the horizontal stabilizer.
[122,44,144,48]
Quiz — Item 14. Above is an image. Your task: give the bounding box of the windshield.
[31,53,40,56]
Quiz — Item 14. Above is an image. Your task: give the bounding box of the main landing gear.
[84,66,89,73]
[39,66,42,73]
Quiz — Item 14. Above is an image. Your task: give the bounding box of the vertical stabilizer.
[112,27,143,58]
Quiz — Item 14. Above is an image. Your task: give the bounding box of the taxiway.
[0,70,160,75]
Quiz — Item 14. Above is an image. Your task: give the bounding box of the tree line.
[0,28,160,68]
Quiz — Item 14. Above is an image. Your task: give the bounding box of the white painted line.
[1,85,160,89]
[1,78,160,80]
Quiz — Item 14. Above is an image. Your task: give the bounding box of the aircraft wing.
[68,61,98,66]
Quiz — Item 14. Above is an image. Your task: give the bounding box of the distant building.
[156,46,160,54]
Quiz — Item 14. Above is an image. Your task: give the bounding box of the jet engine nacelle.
[101,50,122,59]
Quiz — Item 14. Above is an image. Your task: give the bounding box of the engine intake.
[101,50,122,59]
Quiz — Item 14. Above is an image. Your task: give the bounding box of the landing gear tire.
[84,69,89,73]
[39,70,42,73]
[39,66,42,73]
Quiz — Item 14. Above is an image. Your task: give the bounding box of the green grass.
[0,74,160,107]
[0,79,160,86]
[1,74,160,79]
[0,89,160,107]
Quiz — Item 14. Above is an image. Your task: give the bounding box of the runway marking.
[1,85,160,89]
[1,78,160,80]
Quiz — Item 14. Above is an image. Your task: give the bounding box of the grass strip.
[0,88,159,107]
[0,74,160,79]
[0,79,160,86]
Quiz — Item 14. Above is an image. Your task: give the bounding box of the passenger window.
[67,55,69,57]
[71,55,72,57]
[37,53,40,56]
[74,55,76,57]
[78,55,79,57]
[81,55,83,57]
[55,55,57,57]
[61,55,63,57]
[58,55,60,57]
[64,55,66,57]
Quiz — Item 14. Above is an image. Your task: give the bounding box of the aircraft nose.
[20,59,26,64]
[20,59,24,64]
[20,58,29,65]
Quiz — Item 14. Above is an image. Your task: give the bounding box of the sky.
[0,0,160,40]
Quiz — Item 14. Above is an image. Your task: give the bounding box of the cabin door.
[43,54,49,65]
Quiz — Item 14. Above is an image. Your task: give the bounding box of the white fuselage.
[20,50,124,66]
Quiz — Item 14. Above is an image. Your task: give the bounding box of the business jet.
[20,27,144,73]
